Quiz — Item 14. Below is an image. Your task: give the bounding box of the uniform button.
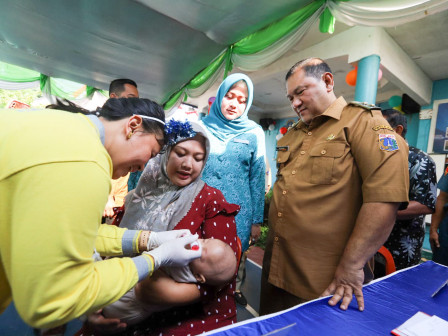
[277,212,282,217]
[274,237,279,242]
[292,170,296,175]
[307,132,312,136]
[282,190,287,195]
[321,150,327,155]
[300,151,305,155]
[277,158,281,162]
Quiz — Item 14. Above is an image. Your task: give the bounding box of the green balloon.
[388,95,402,108]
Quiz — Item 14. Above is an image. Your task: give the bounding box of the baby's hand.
[86,309,127,334]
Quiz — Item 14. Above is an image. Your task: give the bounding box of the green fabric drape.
[0,61,105,100]
[224,46,234,78]
[319,7,335,34]
[47,78,87,100]
[164,49,230,109]
[164,88,187,110]
[86,86,108,98]
[320,0,351,34]
[86,86,96,97]
[163,0,327,108]
[0,62,40,82]
[233,0,324,55]
[186,51,228,90]
[39,74,49,93]
[1,0,351,109]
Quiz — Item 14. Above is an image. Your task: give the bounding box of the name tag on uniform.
[233,139,249,144]
[276,146,289,152]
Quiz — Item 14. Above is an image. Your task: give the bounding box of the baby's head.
[189,238,237,286]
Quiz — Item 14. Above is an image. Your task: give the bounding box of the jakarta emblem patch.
[379,134,399,151]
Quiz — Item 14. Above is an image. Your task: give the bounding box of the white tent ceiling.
[0,0,310,103]
[1,0,448,118]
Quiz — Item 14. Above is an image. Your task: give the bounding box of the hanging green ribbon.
[319,0,350,34]
[86,86,96,97]
[319,7,335,34]
[223,46,234,79]
[39,74,49,92]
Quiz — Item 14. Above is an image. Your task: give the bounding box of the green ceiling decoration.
[0,0,342,109]
[319,7,336,34]
[233,0,324,55]
[0,62,40,82]
[164,0,329,109]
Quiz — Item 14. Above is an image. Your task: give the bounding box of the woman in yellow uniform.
[0,98,201,329]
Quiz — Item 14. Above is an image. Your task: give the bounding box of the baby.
[102,238,237,325]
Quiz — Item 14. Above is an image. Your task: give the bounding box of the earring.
[127,131,133,139]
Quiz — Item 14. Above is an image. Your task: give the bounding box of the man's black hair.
[109,78,138,96]
[381,108,407,138]
[285,58,332,81]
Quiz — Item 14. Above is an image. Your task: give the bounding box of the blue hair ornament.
[164,119,197,145]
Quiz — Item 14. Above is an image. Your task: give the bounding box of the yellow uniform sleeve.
[0,162,153,328]
[95,224,142,256]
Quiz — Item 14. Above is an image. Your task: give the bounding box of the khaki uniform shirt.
[264,97,409,300]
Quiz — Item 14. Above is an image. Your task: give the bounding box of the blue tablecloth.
[207,261,448,336]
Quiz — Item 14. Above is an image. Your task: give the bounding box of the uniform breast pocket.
[309,142,346,185]
[276,151,291,176]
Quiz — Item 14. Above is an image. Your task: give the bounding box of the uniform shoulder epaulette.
[348,101,380,111]
[289,121,300,130]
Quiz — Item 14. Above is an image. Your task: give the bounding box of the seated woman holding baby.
[85,120,240,336]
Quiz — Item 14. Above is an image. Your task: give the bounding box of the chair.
[236,236,243,270]
[377,245,396,275]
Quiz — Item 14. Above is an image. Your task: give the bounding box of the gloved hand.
[145,234,202,269]
[147,229,192,250]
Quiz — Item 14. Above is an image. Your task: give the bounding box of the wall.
[412,79,448,152]
[378,79,448,153]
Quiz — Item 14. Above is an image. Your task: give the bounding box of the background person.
[260,58,409,315]
[0,98,201,329]
[103,79,140,221]
[109,78,139,98]
[376,109,436,274]
[430,169,448,266]
[201,73,266,306]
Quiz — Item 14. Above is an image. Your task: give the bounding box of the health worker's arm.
[9,162,153,329]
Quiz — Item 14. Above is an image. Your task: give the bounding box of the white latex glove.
[146,234,202,269]
[147,229,192,250]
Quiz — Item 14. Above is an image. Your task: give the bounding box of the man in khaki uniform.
[260,58,409,314]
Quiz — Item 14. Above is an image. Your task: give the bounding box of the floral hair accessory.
[164,119,197,145]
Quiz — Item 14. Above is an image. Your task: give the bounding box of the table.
[206,261,448,336]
